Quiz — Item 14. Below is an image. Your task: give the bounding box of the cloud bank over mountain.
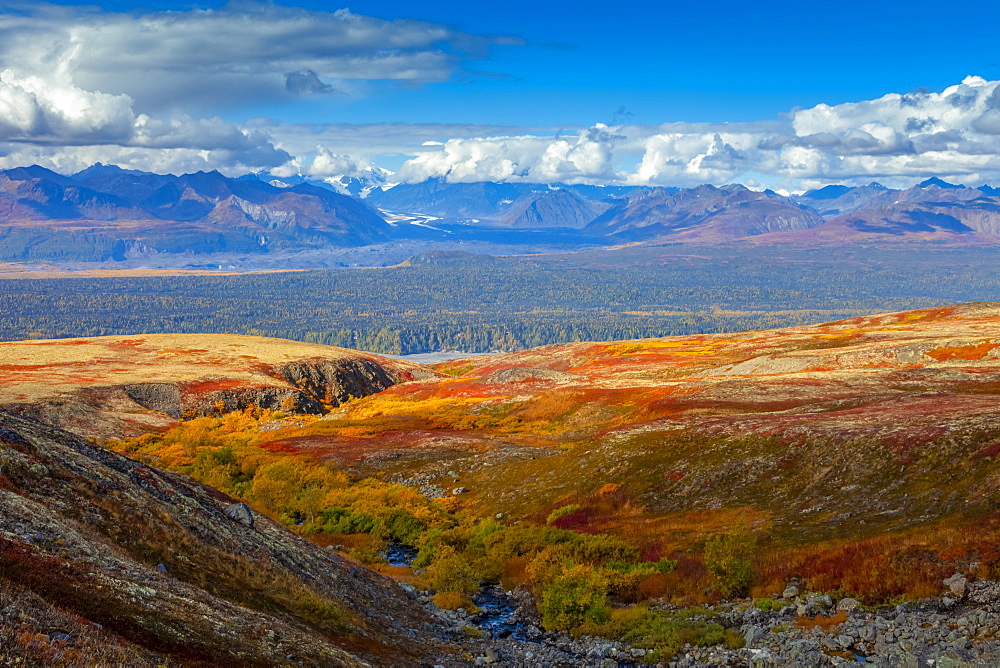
[0,3,999,190]
[393,77,1000,190]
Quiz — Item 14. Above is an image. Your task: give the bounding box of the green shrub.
[540,565,610,630]
[483,525,578,563]
[467,520,504,557]
[653,557,677,574]
[427,546,480,597]
[413,528,445,568]
[318,507,375,534]
[384,509,425,544]
[578,607,732,660]
[461,625,486,639]
[572,533,640,566]
[704,529,756,598]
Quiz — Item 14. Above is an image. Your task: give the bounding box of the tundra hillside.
[3,305,999,663]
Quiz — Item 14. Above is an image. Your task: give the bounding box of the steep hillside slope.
[0,334,438,438]
[367,179,540,220]
[497,189,611,228]
[368,179,641,227]
[769,180,1000,243]
[792,182,891,217]
[0,408,450,665]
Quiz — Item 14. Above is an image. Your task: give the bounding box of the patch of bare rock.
[664,580,1000,667]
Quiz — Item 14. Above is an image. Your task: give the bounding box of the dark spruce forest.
[2,244,999,353]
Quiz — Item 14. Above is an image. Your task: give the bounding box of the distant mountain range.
[585,184,824,242]
[366,178,645,228]
[369,176,1000,243]
[4,164,1000,263]
[0,164,388,261]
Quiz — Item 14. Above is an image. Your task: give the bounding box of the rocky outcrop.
[272,356,418,408]
[121,382,184,418]
[485,367,579,384]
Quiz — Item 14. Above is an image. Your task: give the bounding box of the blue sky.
[319,0,1000,127]
[42,0,999,127]
[3,1,1000,189]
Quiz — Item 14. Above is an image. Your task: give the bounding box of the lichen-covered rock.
[944,573,969,598]
[224,502,255,528]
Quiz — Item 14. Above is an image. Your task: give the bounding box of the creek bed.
[384,543,418,567]
[472,584,532,641]
[382,543,532,641]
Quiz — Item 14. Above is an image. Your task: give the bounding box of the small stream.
[384,543,418,567]
[380,542,647,666]
[472,585,531,641]
[382,543,531,640]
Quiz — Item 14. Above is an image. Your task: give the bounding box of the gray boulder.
[224,502,254,528]
[943,573,968,598]
[837,597,861,612]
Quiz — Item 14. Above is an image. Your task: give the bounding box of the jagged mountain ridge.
[0,164,390,261]
[770,180,1000,242]
[7,165,1000,265]
[370,177,1000,244]
[366,177,651,228]
[791,182,891,217]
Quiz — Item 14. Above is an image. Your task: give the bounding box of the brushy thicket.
[109,408,452,551]
[105,408,744,660]
[406,518,744,660]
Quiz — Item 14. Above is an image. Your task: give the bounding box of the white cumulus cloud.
[1,0,999,192]
[395,124,622,184]
[0,1,515,176]
[0,69,289,174]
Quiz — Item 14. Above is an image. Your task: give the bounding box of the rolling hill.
[0,333,437,438]
[6,306,999,582]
